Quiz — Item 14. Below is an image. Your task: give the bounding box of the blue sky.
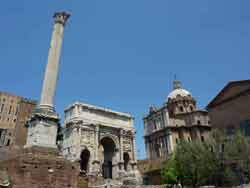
[1,1,250,159]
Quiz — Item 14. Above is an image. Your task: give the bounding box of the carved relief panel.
[80,128,95,150]
[123,136,132,152]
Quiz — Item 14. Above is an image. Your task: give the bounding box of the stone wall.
[0,148,81,188]
[137,159,166,185]
[208,92,250,130]
[13,99,36,147]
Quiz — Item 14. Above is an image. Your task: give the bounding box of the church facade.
[143,80,211,160]
[62,102,141,180]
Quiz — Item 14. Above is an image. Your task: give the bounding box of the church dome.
[168,88,191,99]
[166,79,192,101]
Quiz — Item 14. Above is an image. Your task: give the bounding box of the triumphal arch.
[62,102,141,181]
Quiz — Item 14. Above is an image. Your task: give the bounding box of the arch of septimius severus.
[62,103,141,181]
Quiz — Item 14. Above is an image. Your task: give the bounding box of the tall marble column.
[40,12,70,111]
[25,12,70,149]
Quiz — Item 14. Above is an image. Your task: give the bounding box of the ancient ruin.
[62,102,141,183]
[26,12,70,149]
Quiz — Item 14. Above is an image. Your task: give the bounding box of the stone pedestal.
[25,108,59,148]
[112,163,120,179]
[91,160,101,176]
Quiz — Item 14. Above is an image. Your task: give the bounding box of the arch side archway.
[80,149,90,174]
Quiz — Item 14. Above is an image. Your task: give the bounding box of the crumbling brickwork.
[0,148,81,188]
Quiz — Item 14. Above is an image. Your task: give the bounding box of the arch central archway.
[100,137,116,179]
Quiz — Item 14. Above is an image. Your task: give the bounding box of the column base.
[89,160,102,177]
[25,107,60,149]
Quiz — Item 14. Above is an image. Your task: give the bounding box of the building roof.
[166,80,192,101]
[0,91,37,104]
[206,80,250,109]
[65,102,133,119]
[167,88,191,99]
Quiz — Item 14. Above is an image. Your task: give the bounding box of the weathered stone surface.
[137,159,165,185]
[62,102,141,183]
[0,170,10,187]
[40,12,70,110]
[0,148,80,188]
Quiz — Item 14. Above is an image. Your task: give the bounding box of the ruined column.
[25,12,70,149]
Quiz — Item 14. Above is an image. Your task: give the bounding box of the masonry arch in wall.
[80,149,90,174]
[123,152,130,171]
[100,136,116,179]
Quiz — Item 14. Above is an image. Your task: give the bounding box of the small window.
[226,126,235,136]
[240,120,250,136]
[6,139,10,146]
[153,121,157,130]
[179,106,184,112]
[7,118,9,122]
[197,120,201,125]
[8,105,12,114]
[0,104,4,113]
[176,138,178,144]
[168,109,174,116]
[201,136,205,142]
[13,119,16,123]
[15,107,19,115]
[190,106,194,111]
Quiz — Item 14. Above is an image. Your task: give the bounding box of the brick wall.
[208,92,250,130]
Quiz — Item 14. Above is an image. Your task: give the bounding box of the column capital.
[53,12,70,26]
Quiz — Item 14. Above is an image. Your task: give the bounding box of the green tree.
[161,154,178,185]
[162,130,250,187]
[222,131,250,185]
[162,140,219,187]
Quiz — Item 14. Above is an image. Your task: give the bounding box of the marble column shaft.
[40,12,70,111]
[95,125,99,160]
[120,129,124,162]
[132,134,137,161]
